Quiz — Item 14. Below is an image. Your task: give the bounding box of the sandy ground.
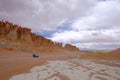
[0,49,69,80]
[10,59,120,80]
[1,49,120,80]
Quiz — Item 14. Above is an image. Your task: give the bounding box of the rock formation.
[0,21,80,53]
[17,27,33,44]
[64,44,79,51]
[0,21,12,35]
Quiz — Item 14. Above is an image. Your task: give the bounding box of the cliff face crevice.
[6,25,19,41]
[0,21,12,35]
[17,27,32,43]
[0,21,80,52]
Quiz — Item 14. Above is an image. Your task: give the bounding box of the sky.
[0,0,120,50]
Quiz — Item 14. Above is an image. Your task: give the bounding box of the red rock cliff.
[0,21,32,43]
[17,27,32,43]
[0,21,80,52]
[64,44,80,51]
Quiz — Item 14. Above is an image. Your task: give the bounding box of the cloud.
[0,0,120,50]
[73,42,120,50]
[50,29,120,42]
[0,0,95,32]
[72,0,120,30]
[50,29,120,50]
[50,0,120,50]
[0,0,38,30]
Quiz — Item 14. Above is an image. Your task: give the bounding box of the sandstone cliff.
[0,21,80,53]
[64,44,80,51]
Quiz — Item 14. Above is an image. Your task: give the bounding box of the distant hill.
[104,48,120,60]
[80,48,120,60]
[0,21,80,53]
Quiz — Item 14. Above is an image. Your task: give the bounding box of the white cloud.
[72,0,120,30]
[0,0,120,50]
[50,0,120,50]
[73,42,120,50]
[50,29,120,42]
[0,0,95,32]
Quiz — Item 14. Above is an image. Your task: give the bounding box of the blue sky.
[0,0,120,50]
